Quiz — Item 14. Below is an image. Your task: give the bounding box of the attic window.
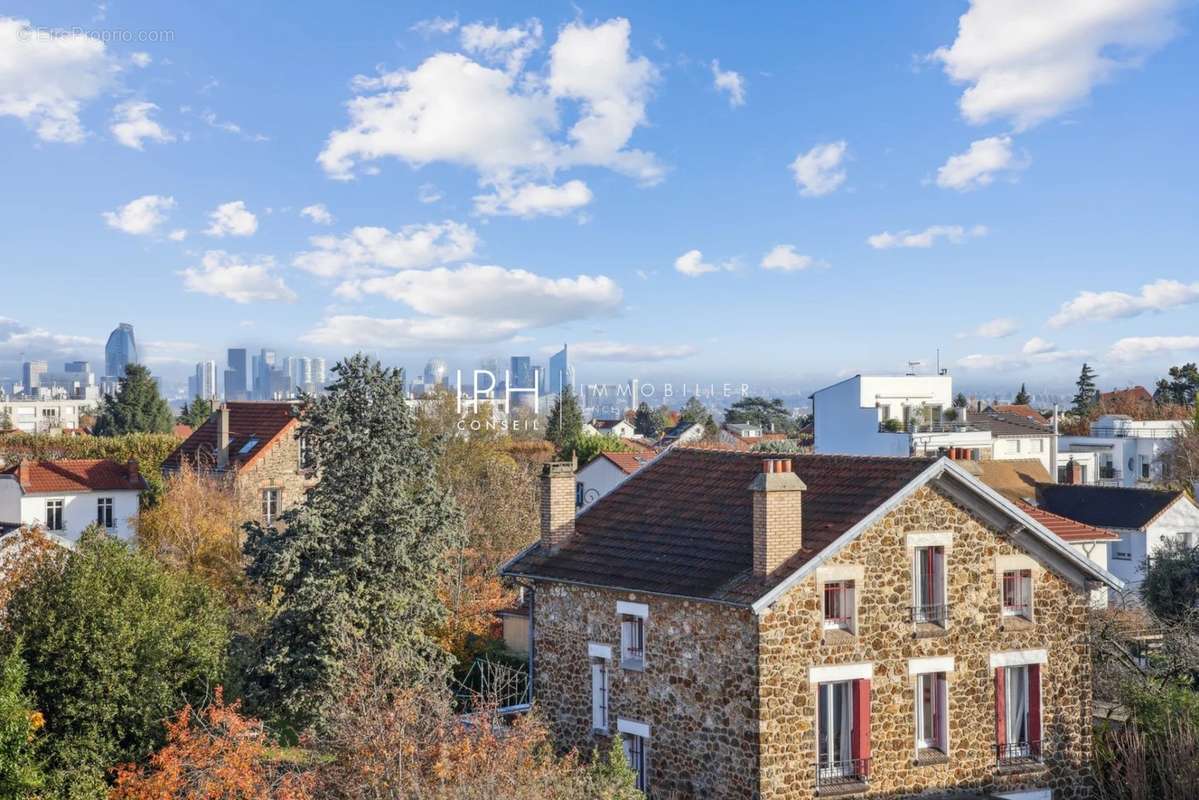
[239,438,260,455]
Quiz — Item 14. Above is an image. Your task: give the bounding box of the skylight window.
[239,438,260,454]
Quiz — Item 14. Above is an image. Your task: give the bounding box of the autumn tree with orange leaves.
[110,688,314,800]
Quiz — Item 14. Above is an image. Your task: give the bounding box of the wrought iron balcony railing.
[816,757,870,789]
[995,740,1042,768]
[910,603,950,626]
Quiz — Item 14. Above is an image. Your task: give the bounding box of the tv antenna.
[906,360,923,376]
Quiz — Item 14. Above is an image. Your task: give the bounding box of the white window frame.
[816,680,855,779]
[1001,568,1034,621]
[618,601,648,670]
[96,496,115,529]
[262,488,281,525]
[590,645,610,733]
[617,719,649,792]
[914,671,949,755]
[822,579,855,633]
[44,498,64,531]
[911,542,948,627]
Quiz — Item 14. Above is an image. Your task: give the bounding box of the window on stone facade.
[96,497,114,529]
[262,488,281,525]
[298,434,315,471]
[995,664,1042,766]
[823,581,855,632]
[912,546,947,625]
[1001,569,1033,620]
[915,672,948,755]
[44,499,64,531]
[621,731,647,792]
[591,656,609,732]
[817,679,870,788]
[620,615,644,669]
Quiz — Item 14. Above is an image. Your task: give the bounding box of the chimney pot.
[540,461,576,553]
[17,460,29,489]
[126,459,139,483]
[217,403,230,470]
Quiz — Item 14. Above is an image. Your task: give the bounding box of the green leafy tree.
[724,396,796,433]
[585,739,644,799]
[678,396,711,427]
[177,396,214,429]
[572,433,634,466]
[953,392,968,409]
[633,402,662,438]
[1154,363,1199,406]
[1072,363,1100,418]
[1140,537,1199,623]
[1014,383,1031,405]
[244,354,463,732]
[0,409,12,432]
[2,527,229,795]
[0,644,45,797]
[93,364,173,436]
[545,387,584,456]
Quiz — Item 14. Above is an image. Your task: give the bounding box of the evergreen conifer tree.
[1014,383,1031,405]
[93,364,173,435]
[546,386,584,455]
[1072,363,1099,417]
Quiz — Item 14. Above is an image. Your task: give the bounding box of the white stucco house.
[575,451,653,510]
[0,459,145,541]
[1059,414,1187,488]
[1036,483,1199,592]
[581,418,637,439]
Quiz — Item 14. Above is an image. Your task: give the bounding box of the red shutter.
[995,667,1006,746]
[1029,664,1042,745]
[852,679,871,766]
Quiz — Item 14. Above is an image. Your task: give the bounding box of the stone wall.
[758,485,1094,800]
[532,583,759,798]
[233,425,312,522]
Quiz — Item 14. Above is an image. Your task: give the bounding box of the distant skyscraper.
[423,357,448,387]
[104,323,138,378]
[254,349,276,399]
[225,348,249,400]
[22,360,47,392]
[548,344,571,395]
[298,357,312,387]
[312,357,326,386]
[510,356,532,388]
[64,361,91,374]
[194,361,217,400]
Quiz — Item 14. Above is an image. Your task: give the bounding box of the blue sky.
[2,0,1197,396]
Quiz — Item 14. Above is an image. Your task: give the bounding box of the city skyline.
[2,4,1198,393]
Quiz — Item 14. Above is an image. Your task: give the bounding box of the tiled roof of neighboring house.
[968,410,1052,437]
[987,404,1048,424]
[1036,483,1192,530]
[591,419,627,431]
[1,459,147,494]
[505,447,935,604]
[173,423,194,439]
[1100,386,1153,405]
[974,458,1051,504]
[1016,501,1119,542]
[598,451,652,475]
[619,437,655,453]
[740,433,790,445]
[162,401,297,473]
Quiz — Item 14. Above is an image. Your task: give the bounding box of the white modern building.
[582,418,637,439]
[1059,414,1187,488]
[0,397,93,433]
[0,459,145,540]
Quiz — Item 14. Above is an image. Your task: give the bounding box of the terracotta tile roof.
[173,423,194,439]
[987,404,1048,424]
[2,459,147,494]
[162,401,297,473]
[598,451,652,475]
[740,433,789,445]
[1036,483,1191,530]
[1100,386,1153,404]
[618,437,655,453]
[505,447,935,604]
[1016,501,1119,542]
[974,458,1051,504]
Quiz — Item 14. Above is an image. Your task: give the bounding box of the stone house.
[162,401,313,523]
[502,447,1121,800]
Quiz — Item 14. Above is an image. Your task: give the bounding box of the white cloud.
[674,249,719,278]
[180,251,296,304]
[710,60,745,107]
[0,317,99,360]
[568,341,698,362]
[110,100,173,149]
[958,317,1018,339]
[1022,336,1056,355]
[130,51,151,68]
[102,194,176,235]
[1049,278,1199,327]
[205,200,258,237]
[868,224,988,249]
[300,203,334,225]
[411,16,458,36]
[789,141,847,197]
[474,179,592,217]
[168,228,187,241]
[318,18,662,192]
[936,136,1026,190]
[292,220,478,279]
[1108,335,1199,362]
[760,244,821,272]
[418,183,443,204]
[460,19,542,73]
[304,264,622,348]
[0,17,116,142]
[931,0,1181,131]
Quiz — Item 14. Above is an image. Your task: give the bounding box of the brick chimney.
[126,459,139,483]
[1064,458,1082,485]
[17,460,29,490]
[540,461,576,553]
[750,458,807,577]
[216,403,230,470]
